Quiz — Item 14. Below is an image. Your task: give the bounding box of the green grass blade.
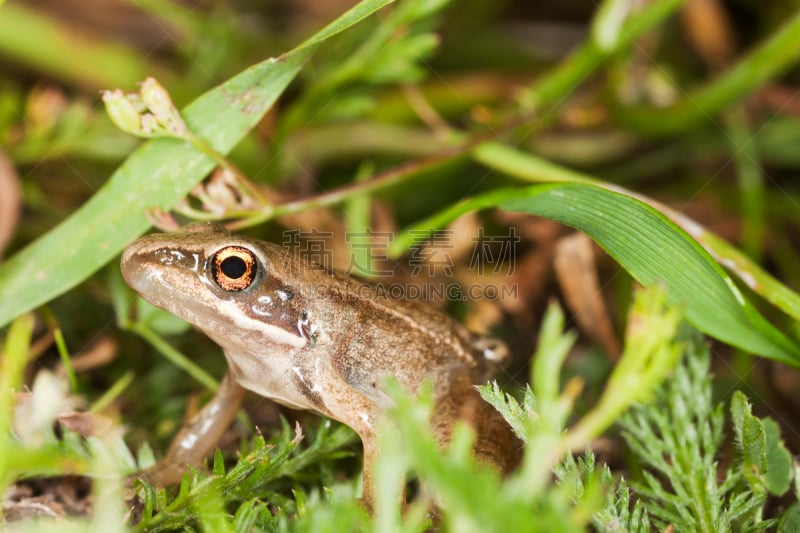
[613,9,800,135]
[0,3,170,90]
[471,141,800,328]
[512,185,800,364]
[392,183,800,366]
[0,0,393,329]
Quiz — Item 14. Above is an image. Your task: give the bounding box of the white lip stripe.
[217,299,306,348]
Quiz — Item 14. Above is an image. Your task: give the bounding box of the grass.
[2,0,800,530]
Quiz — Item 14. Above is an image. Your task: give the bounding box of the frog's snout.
[120,236,173,291]
[120,241,150,292]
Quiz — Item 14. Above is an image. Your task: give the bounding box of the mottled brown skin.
[121,223,521,505]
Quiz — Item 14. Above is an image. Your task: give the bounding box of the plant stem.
[90,371,135,413]
[227,141,470,230]
[0,314,34,517]
[53,328,78,393]
[228,0,685,229]
[613,9,800,134]
[125,321,218,391]
[186,132,268,206]
[521,0,687,108]
[724,107,764,261]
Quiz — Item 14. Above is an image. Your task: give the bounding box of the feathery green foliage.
[131,421,359,532]
[613,337,794,532]
[594,478,651,533]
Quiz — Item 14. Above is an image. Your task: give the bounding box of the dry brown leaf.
[757,84,800,117]
[554,232,621,360]
[681,0,735,70]
[57,335,118,375]
[0,149,21,260]
[58,411,115,439]
[3,477,92,521]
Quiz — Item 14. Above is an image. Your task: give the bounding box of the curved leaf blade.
[472,141,800,326]
[392,183,800,365]
[0,0,393,329]
[501,184,799,364]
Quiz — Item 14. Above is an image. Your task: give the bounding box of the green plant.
[132,421,360,532]
[594,336,797,532]
[2,0,800,529]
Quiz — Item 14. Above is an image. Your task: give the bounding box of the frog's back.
[305,265,508,390]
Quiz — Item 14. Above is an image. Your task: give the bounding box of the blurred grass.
[2,0,800,529]
[0,315,34,498]
[0,4,171,90]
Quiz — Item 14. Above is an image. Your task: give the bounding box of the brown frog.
[121,223,520,505]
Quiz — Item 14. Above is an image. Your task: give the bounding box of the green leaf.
[477,381,537,442]
[136,441,156,471]
[741,414,767,488]
[472,141,800,331]
[233,498,270,531]
[763,418,793,496]
[0,0,394,329]
[730,390,793,497]
[731,392,766,478]
[780,503,800,533]
[213,448,226,477]
[501,184,800,365]
[730,390,748,444]
[392,182,800,365]
[533,300,577,406]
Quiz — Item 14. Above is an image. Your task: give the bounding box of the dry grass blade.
[554,232,621,360]
[0,150,21,260]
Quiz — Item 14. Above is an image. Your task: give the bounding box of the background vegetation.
[2,0,800,530]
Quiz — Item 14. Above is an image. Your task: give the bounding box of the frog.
[121,222,521,506]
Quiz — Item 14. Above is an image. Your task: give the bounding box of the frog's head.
[121,223,310,352]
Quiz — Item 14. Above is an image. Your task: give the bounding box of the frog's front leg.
[293,352,392,508]
[322,391,388,508]
[136,372,245,486]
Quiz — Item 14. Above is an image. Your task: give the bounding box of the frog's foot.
[124,373,245,501]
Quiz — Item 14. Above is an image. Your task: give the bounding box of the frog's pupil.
[221,256,247,279]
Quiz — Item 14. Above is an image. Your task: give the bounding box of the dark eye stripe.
[212,246,257,291]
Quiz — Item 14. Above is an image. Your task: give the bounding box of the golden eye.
[212,246,257,291]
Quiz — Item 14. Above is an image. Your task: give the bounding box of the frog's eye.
[212,246,258,291]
